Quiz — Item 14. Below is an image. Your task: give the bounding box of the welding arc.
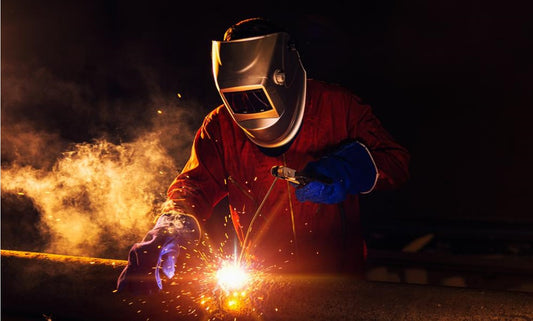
[238,177,279,264]
[0,249,128,267]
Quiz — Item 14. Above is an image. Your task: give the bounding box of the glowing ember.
[216,261,249,292]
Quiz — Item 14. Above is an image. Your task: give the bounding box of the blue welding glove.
[295,141,378,204]
[116,211,201,295]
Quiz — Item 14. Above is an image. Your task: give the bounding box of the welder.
[117,17,410,294]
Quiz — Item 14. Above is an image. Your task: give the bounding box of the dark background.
[2,0,533,288]
[3,0,532,221]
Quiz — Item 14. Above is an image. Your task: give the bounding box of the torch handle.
[270,166,333,186]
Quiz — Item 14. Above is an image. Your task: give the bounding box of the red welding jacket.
[166,79,410,276]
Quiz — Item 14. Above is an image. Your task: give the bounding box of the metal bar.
[0,249,128,267]
[367,249,533,275]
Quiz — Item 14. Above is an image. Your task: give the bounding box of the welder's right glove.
[295,141,378,204]
[116,211,200,295]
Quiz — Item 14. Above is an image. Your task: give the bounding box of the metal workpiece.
[2,250,533,321]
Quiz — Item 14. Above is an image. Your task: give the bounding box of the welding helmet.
[212,30,307,149]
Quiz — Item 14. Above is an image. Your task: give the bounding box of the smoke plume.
[3,131,189,257]
[1,61,208,258]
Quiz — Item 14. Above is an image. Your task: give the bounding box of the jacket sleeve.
[346,94,411,191]
[163,112,229,222]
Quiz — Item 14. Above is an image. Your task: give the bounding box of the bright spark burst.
[117,218,274,320]
[147,232,273,320]
[216,261,249,292]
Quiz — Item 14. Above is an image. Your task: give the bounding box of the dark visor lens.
[223,89,273,114]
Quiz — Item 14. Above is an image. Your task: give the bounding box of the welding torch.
[270,165,333,186]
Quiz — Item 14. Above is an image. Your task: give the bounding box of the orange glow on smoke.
[1,135,177,257]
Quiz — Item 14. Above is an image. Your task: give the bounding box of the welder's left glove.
[295,141,378,204]
[116,211,200,295]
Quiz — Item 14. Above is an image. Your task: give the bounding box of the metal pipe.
[1,249,128,267]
